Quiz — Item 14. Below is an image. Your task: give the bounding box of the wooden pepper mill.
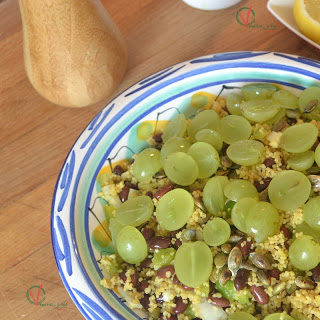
[19,0,128,107]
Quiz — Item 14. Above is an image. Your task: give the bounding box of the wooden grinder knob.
[19,0,128,107]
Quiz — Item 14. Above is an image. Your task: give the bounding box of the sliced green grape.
[115,195,154,227]
[268,170,311,211]
[187,110,220,142]
[304,196,320,231]
[295,222,320,244]
[231,197,258,233]
[160,137,191,165]
[240,100,280,123]
[241,83,278,100]
[174,241,213,288]
[219,115,252,144]
[263,107,286,125]
[226,140,264,166]
[116,226,148,264]
[203,217,231,246]
[287,151,315,171]
[156,188,194,231]
[280,123,318,153]
[187,142,220,179]
[315,143,320,168]
[195,128,223,151]
[163,152,199,186]
[152,248,176,270]
[246,201,280,242]
[203,176,228,215]
[298,86,320,113]
[226,92,243,115]
[229,312,257,320]
[162,113,187,143]
[264,313,294,320]
[289,235,320,270]
[272,89,299,109]
[109,218,125,251]
[133,148,162,182]
[224,179,259,202]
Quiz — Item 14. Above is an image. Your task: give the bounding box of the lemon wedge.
[294,0,320,45]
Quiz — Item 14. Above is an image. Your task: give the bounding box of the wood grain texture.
[1,0,319,319]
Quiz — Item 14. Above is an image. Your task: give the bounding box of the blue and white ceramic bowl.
[51,52,320,320]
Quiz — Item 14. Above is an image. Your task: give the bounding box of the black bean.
[254,178,272,193]
[264,158,276,168]
[268,268,280,280]
[173,239,182,249]
[311,263,320,282]
[130,270,139,288]
[153,133,163,143]
[140,295,150,310]
[157,265,175,278]
[113,165,124,175]
[250,285,269,305]
[137,280,149,292]
[146,191,153,198]
[236,239,253,257]
[141,228,155,241]
[119,186,130,202]
[153,183,174,199]
[140,258,152,269]
[172,297,188,314]
[234,269,249,291]
[207,296,230,307]
[147,236,171,249]
[280,226,292,239]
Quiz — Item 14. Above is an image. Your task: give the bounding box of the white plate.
[267,0,320,50]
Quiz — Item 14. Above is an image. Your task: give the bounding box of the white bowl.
[51,51,320,320]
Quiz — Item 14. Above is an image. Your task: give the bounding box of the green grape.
[163,152,199,186]
[195,128,223,151]
[303,196,320,231]
[263,107,286,125]
[224,179,259,201]
[223,200,236,217]
[268,170,311,211]
[203,217,231,246]
[264,313,294,320]
[240,100,280,123]
[280,123,318,153]
[203,176,228,215]
[291,310,309,320]
[174,241,213,288]
[226,140,264,166]
[229,312,257,320]
[287,151,315,171]
[187,142,220,179]
[156,188,194,231]
[295,222,320,244]
[133,148,162,182]
[289,235,320,270]
[109,218,125,251]
[298,86,320,113]
[116,226,148,264]
[160,137,191,165]
[226,92,243,115]
[115,195,154,227]
[187,110,220,142]
[219,115,252,144]
[241,83,278,100]
[162,113,187,143]
[152,248,176,270]
[231,197,258,233]
[272,89,299,109]
[315,143,320,168]
[246,201,280,242]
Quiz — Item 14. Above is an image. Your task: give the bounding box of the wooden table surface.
[1,0,319,319]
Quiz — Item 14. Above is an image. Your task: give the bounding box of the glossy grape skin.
[163,152,199,186]
[268,170,311,211]
[116,226,148,264]
[203,176,228,215]
[219,115,252,144]
[160,137,191,165]
[298,86,320,113]
[295,222,320,244]
[280,123,318,153]
[303,196,320,231]
[289,235,320,270]
[133,148,162,182]
[195,129,223,151]
[264,313,294,320]
[315,143,320,168]
[246,201,280,242]
[162,113,187,143]
[224,179,259,202]
[156,188,194,231]
[174,241,213,288]
[203,217,231,246]
[240,100,280,123]
[231,197,258,233]
[287,151,315,171]
[115,195,154,227]
[263,107,286,125]
[226,92,243,115]
[109,218,124,251]
[187,110,220,142]
[241,83,278,100]
[226,140,264,166]
[187,142,220,179]
[272,89,299,109]
[229,312,257,320]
